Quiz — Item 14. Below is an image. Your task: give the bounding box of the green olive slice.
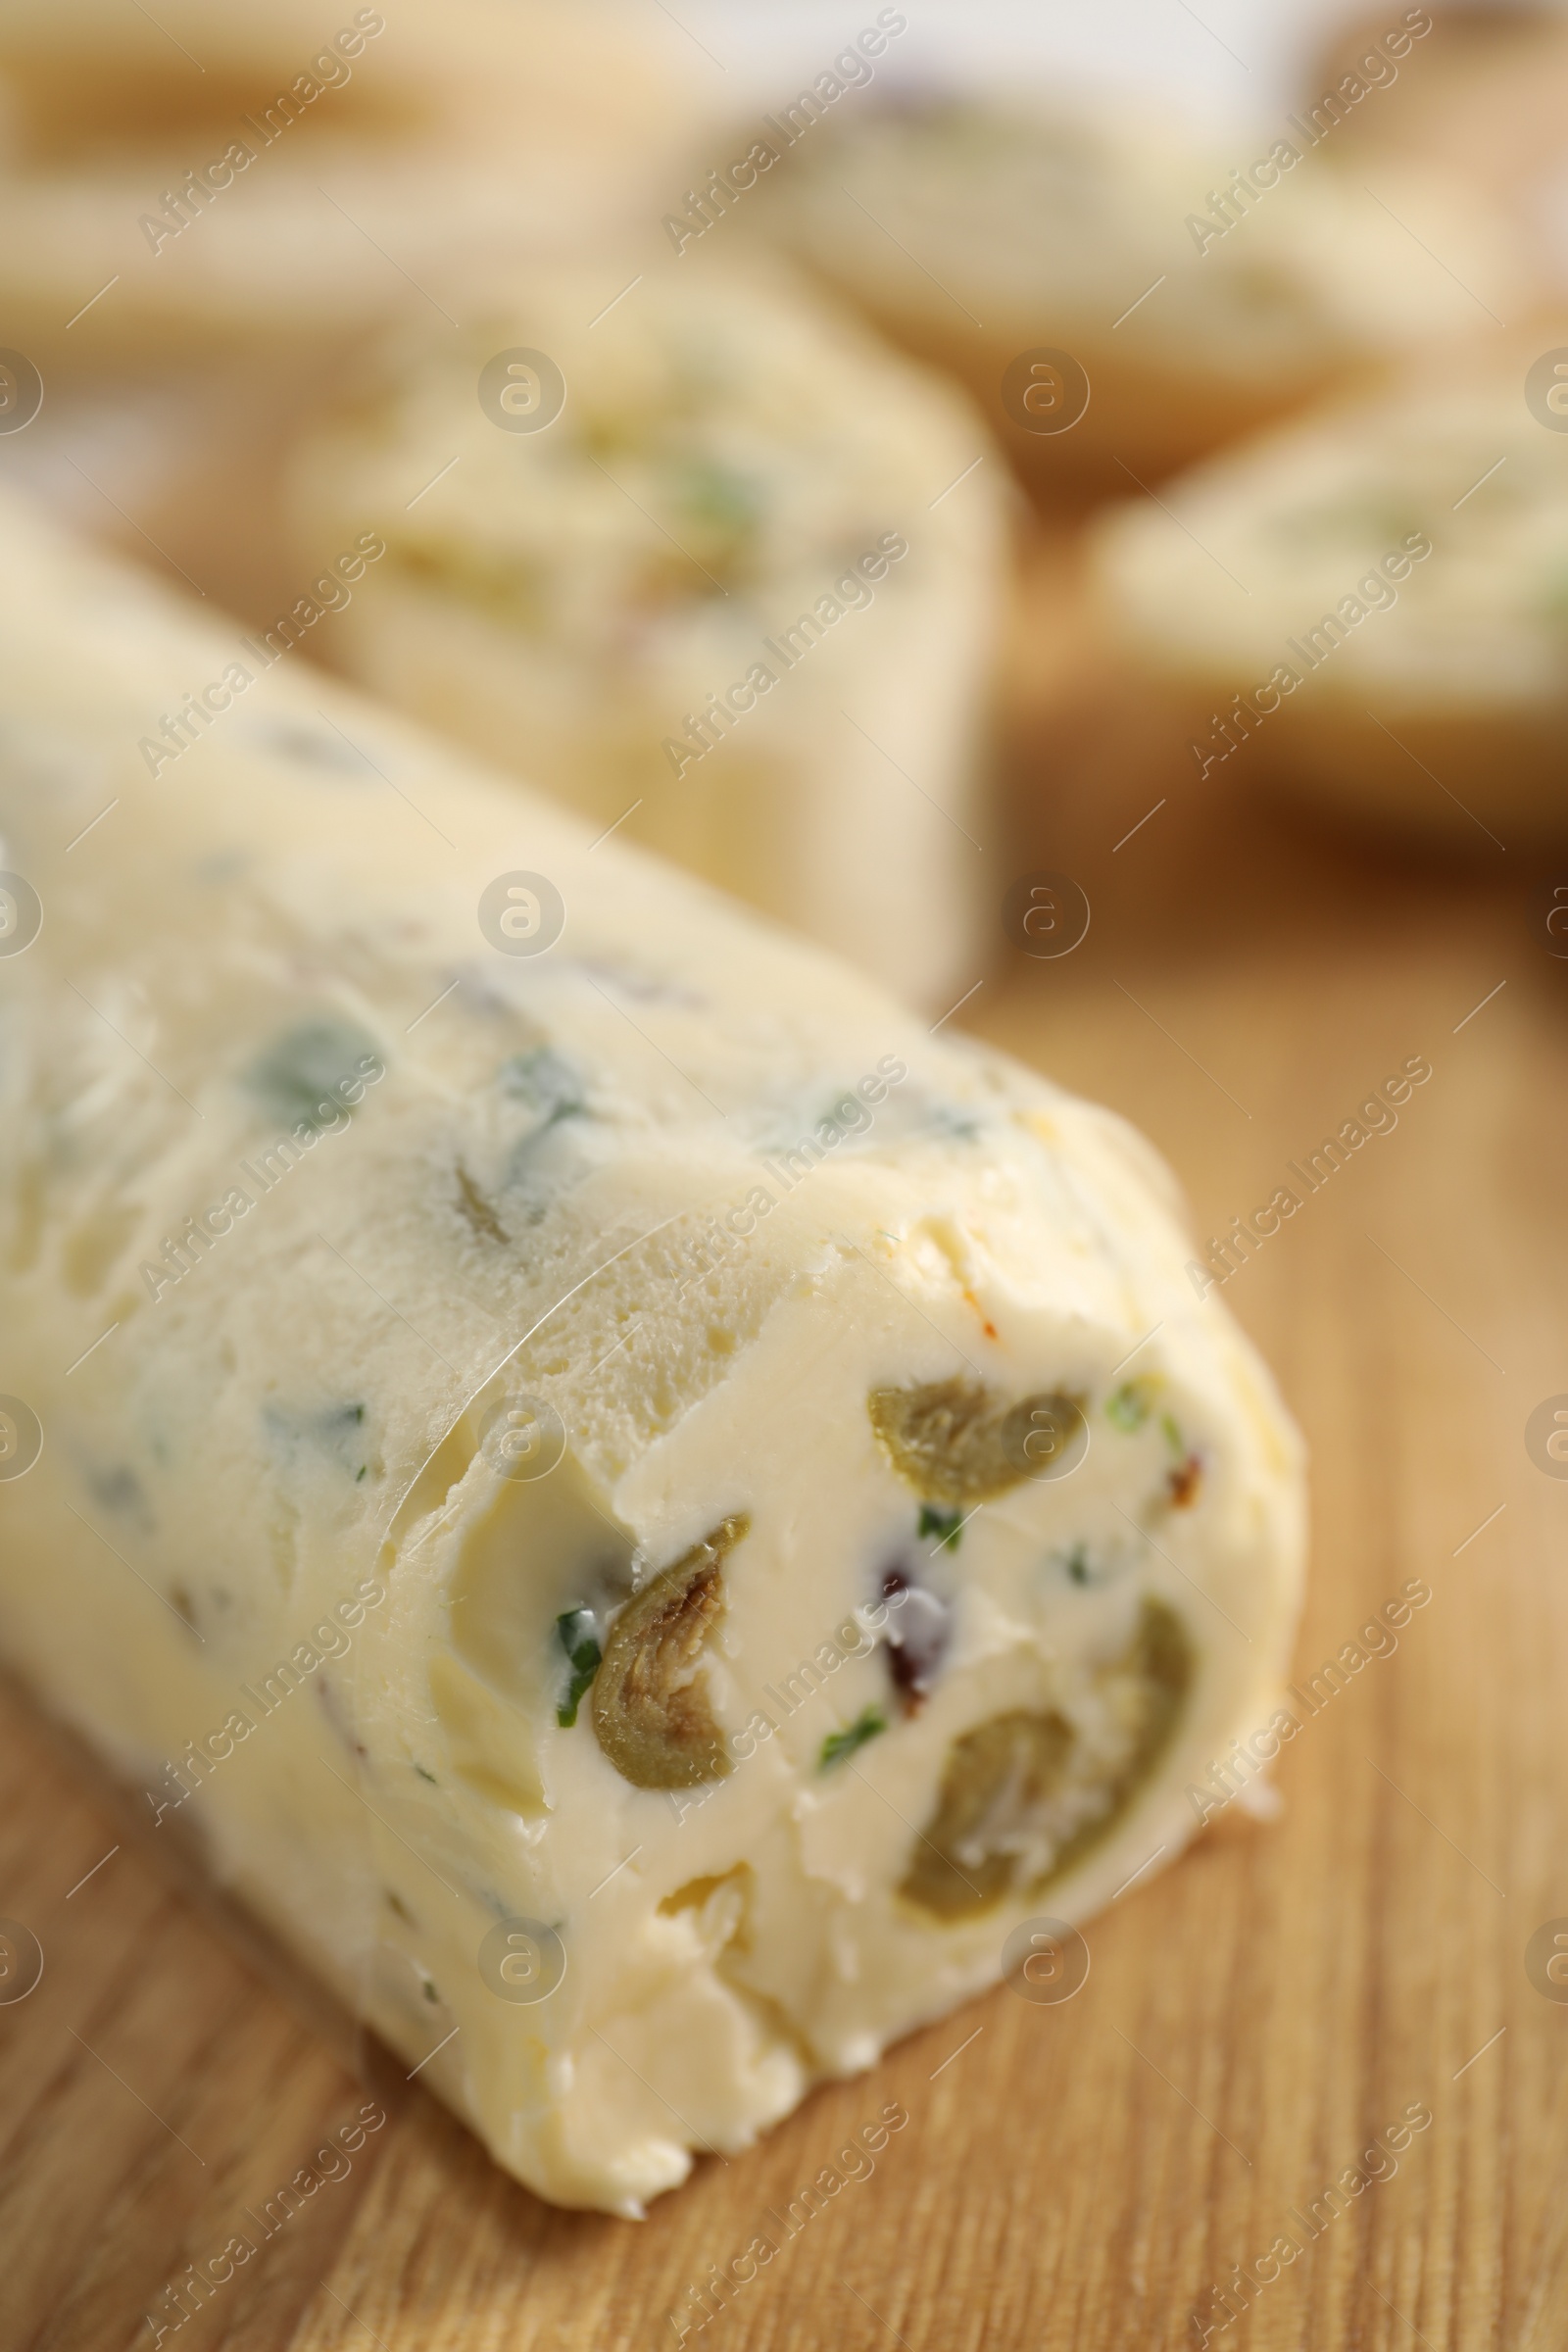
[591,1515,748,1788]
[901,1597,1193,1919]
[903,1709,1075,1915]
[868,1377,1086,1504]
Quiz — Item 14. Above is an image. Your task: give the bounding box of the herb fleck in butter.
[917,1504,963,1551]
[820,1707,887,1772]
[556,1607,602,1729]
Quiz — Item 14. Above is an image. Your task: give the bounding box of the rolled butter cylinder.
[0,492,1304,2214]
[286,262,1006,1009]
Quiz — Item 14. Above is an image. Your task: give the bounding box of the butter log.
[0,493,1304,2214]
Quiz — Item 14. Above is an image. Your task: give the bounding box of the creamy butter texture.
[0,494,1304,2213]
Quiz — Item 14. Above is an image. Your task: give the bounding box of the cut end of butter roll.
[0,492,1304,2214]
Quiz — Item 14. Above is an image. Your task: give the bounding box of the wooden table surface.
[2,541,1566,2352]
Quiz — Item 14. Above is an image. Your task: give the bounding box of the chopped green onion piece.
[1106,1380,1155,1432]
[556,1606,602,1728]
[1159,1411,1185,1459]
[918,1504,963,1551]
[499,1046,586,1121]
[819,1707,888,1771]
[243,1017,380,1132]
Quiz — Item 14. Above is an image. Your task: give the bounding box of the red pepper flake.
[962,1288,999,1342]
[1168,1454,1202,1508]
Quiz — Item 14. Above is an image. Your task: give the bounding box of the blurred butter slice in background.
[0,0,703,360]
[1086,329,1568,845]
[754,84,1538,498]
[0,0,715,637]
[288,265,1007,1006]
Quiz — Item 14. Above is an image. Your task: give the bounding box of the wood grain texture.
[2,546,1566,2352]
